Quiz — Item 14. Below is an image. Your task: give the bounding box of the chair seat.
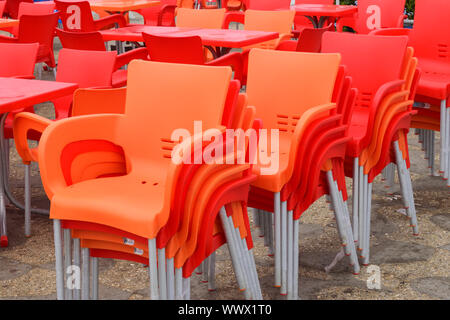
[112,69,128,88]
[416,70,450,101]
[50,173,169,239]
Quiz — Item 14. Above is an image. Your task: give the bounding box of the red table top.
[0,78,78,114]
[291,4,357,17]
[100,26,279,48]
[89,0,161,12]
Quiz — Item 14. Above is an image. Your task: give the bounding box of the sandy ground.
[0,16,449,300]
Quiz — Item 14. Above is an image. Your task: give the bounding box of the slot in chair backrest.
[244,9,295,34]
[408,0,450,66]
[352,0,406,34]
[56,29,107,51]
[118,60,232,165]
[55,0,96,31]
[321,32,408,106]
[176,8,226,29]
[245,0,291,10]
[246,48,341,130]
[0,42,39,77]
[142,33,205,65]
[56,48,116,88]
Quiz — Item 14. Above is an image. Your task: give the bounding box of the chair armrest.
[369,27,410,36]
[12,75,35,79]
[276,40,297,52]
[94,14,127,30]
[38,114,125,199]
[115,47,149,70]
[223,11,244,29]
[13,112,52,164]
[158,4,177,26]
[0,34,18,43]
[206,52,243,83]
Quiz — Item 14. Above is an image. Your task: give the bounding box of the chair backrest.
[293,0,333,29]
[296,23,334,52]
[245,0,291,10]
[246,48,340,130]
[56,29,107,51]
[55,0,96,32]
[72,87,126,116]
[139,0,176,26]
[408,0,450,65]
[18,12,59,47]
[321,32,408,106]
[119,60,231,165]
[56,48,116,88]
[352,0,406,34]
[11,1,56,36]
[244,9,295,35]
[142,33,205,65]
[4,0,33,19]
[176,8,225,29]
[0,42,38,77]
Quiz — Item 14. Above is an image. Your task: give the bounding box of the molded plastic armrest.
[38,114,125,199]
[115,47,149,70]
[206,51,243,83]
[94,14,127,30]
[13,112,52,164]
[369,27,410,36]
[0,34,18,43]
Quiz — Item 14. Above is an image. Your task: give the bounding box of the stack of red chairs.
[321,32,420,267]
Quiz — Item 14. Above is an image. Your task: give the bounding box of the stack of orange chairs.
[32,60,263,300]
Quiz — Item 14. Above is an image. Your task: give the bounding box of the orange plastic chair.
[37,60,233,300]
[175,7,226,29]
[337,0,406,34]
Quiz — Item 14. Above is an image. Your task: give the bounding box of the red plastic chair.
[0,11,59,71]
[337,0,406,34]
[222,0,243,11]
[142,33,243,83]
[134,0,176,26]
[7,1,56,37]
[276,23,335,53]
[54,0,126,32]
[3,0,32,18]
[56,28,150,87]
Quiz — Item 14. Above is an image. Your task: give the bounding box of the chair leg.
[208,252,216,292]
[440,100,446,176]
[358,165,365,252]
[219,207,250,299]
[73,238,81,300]
[24,164,31,237]
[274,193,281,288]
[352,157,359,246]
[91,257,99,300]
[201,257,209,283]
[287,210,294,299]
[63,229,72,300]
[53,219,64,300]
[259,209,265,238]
[166,258,175,299]
[157,248,167,299]
[446,107,450,184]
[292,218,299,300]
[148,238,159,300]
[175,267,183,300]
[182,275,190,300]
[362,181,373,266]
[81,247,90,300]
[280,200,288,296]
[431,130,436,176]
